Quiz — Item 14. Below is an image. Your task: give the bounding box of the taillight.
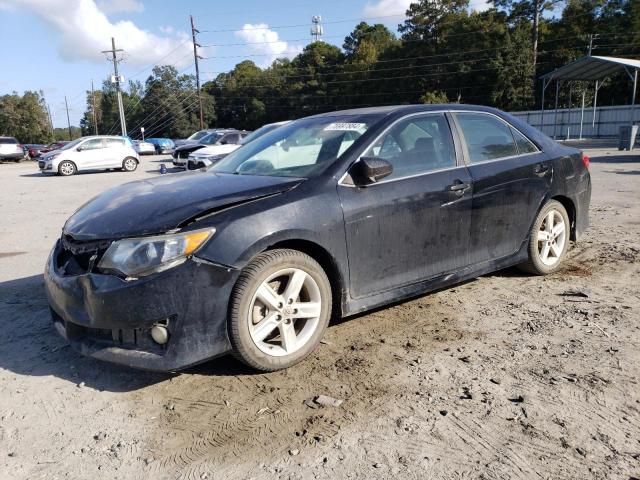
[581,153,589,170]
[18,144,23,149]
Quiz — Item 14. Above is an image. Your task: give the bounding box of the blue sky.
[0,0,499,128]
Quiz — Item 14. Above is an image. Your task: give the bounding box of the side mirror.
[77,146,84,152]
[350,157,393,185]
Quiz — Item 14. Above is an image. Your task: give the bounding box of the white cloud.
[469,0,492,12]
[234,23,304,68]
[363,0,414,18]
[0,0,192,68]
[96,0,143,14]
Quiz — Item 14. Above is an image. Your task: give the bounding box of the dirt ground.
[0,145,639,480]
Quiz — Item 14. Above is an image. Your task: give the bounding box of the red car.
[25,144,46,158]
[40,141,69,155]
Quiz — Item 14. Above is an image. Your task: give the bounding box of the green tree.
[0,91,52,143]
[420,90,449,103]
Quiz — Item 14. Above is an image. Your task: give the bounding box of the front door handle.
[447,180,471,195]
[534,164,550,177]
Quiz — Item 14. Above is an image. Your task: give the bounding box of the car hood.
[192,144,240,156]
[174,143,205,153]
[63,172,303,240]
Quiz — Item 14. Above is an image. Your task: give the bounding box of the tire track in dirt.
[143,295,467,479]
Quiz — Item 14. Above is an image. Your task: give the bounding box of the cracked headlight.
[98,228,215,278]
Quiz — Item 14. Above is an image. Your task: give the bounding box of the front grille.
[57,234,112,275]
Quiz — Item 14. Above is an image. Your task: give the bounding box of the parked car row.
[186,122,290,170]
[173,129,250,167]
[8,122,291,174]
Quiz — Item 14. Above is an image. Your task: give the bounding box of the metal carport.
[539,55,640,139]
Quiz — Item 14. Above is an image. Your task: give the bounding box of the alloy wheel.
[59,162,75,176]
[247,268,322,357]
[123,158,137,171]
[537,209,566,266]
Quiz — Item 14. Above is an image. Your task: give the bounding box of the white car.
[187,121,290,170]
[38,136,140,176]
[0,136,27,162]
[133,140,156,155]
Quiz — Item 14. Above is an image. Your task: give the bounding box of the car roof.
[308,104,503,118]
[79,135,128,140]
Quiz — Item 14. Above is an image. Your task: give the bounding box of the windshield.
[60,138,84,150]
[211,115,381,178]
[187,131,208,141]
[200,132,224,145]
[240,123,284,145]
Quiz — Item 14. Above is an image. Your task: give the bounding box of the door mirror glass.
[351,157,393,185]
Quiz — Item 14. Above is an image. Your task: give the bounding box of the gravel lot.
[0,147,639,480]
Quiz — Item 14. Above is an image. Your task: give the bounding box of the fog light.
[150,325,169,344]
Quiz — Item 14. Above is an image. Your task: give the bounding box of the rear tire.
[518,200,570,275]
[228,249,332,372]
[122,157,138,172]
[58,161,76,176]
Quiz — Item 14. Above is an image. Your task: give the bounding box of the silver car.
[133,140,156,155]
[38,136,140,176]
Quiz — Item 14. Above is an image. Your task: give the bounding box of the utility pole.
[91,80,98,135]
[101,37,127,136]
[41,92,55,137]
[588,34,598,55]
[531,0,540,104]
[190,15,204,129]
[46,103,54,136]
[64,95,72,140]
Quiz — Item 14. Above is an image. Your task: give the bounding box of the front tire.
[228,249,332,372]
[122,157,138,172]
[58,161,76,176]
[518,200,570,275]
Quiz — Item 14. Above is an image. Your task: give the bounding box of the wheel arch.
[550,195,576,241]
[265,239,345,319]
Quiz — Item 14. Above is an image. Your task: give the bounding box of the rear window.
[106,138,125,147]
[0,137,17,144]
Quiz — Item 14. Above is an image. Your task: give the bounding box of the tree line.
[1,0,637,143]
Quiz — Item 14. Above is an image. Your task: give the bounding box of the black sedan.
[44,105,591,372]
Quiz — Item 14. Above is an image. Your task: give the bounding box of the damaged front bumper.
[44,240,239,371]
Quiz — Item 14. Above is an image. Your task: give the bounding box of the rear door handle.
[534,164,550,176]
[447,180,471,195]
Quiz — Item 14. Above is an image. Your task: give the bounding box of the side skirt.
[341,247,529,317]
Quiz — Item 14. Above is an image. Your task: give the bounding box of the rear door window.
[105,138,125,148]
[454,113,518,163]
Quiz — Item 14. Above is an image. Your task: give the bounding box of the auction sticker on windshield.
[324,123,366,131]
